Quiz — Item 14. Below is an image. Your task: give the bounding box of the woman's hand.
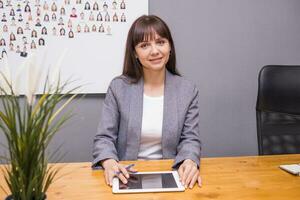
[101,159,137,187]
[177,159,202,189]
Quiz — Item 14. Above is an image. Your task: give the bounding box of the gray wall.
[1,0,300,162]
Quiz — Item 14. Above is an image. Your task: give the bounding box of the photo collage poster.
[0,0,148,93]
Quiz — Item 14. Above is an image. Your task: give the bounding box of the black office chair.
[256,65,300,155]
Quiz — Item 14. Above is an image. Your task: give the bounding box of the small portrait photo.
[112,0,117,10]
[31,29,37,38]
[121,13,126,22]
[76,0,82,4]
[16,45,20,53]
[93,2,99,11]
[98,24,104,33]
[41,26,47,35]
[22,36,28,44]
[9,42,14,51]
[52,27,57,36]
[96,12,102,21]
[25,22,31,30]
[105,12,110,22]
[68,19,72,28]
[84,24,89,33]
[9,32,16,41]
[43,1,49,10]
[38,38,45,46]
[0,0,3,9]
[58,17,64,25]
[60,7,66,15]
[51,2,57,12]
[36,7,41,16]
[18,13,23,22]
[103,2,108,11]
[9,8,15,16]
[1,49,7,59]
[44,13,49,22]
[16,4,21,12]
[27,12,32,21]
[0,38,6,46]
[30,40,36,49]
[68,30,74,38]
[1,13,7,22]
[24,4,31,12]
[35,18,41,26]
[70,7,77,18]
[92,24,96,32]
[52,13,57,21]
[65,0,70,5]
[17,26,24,34]
[80,12,84,20]
[59,27,65,36]
[2,24,8,32]
[89,11,94,21]
[20,46,28,57]
[84,2,90,10]
[113,13,118,22]
[120,0,126,9]
[10,16,16,25]
[76,24,81,33]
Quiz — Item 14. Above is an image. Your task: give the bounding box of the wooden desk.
[1,155,300,200]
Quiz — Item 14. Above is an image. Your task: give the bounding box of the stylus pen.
[115,164,135,175]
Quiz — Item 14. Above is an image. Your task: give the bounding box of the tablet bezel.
[112,171,185,193]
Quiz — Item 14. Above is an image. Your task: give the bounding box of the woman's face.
[135,32,170,73]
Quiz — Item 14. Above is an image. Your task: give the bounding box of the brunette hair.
[122,15,180,83]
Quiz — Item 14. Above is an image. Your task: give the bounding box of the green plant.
[0,54,80,200]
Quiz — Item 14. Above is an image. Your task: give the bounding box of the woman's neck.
[143,68,165,97]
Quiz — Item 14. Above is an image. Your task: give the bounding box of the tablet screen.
[119,173,178,190]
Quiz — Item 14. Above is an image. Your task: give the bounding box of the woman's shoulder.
[108,75,133,92]
[168,72,198,92]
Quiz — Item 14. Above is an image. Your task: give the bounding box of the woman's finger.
[177,165,184,181]
[104,170,110,186]
[118,165,130,178]
[113,167,127,184]
[189,171,199,189]
[108,170,116,186]
[117,172,128,184]
[182,165,191,187]
[198,175,202,187]
[185,166,197,187]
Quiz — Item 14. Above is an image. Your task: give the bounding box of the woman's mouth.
[149,57,163,64]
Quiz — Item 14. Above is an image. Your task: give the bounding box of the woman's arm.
[173,85,201,168]
[92,82,120,167]
[174,86,202,188]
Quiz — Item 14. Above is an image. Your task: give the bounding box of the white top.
[138,94,164,160]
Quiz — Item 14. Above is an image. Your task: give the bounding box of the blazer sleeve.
[92,81,120,167]
[173,86,202,169]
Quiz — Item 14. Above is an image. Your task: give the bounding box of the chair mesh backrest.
[256,65,300,155]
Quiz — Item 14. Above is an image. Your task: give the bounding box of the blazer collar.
[126,70,178,160]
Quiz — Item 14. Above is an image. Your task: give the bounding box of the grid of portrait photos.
[0,0,127,59]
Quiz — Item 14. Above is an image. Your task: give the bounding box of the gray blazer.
[92,70,201,168]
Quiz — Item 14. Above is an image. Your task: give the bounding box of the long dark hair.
[122,15,180,83]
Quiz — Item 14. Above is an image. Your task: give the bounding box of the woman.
[92,15,201,189]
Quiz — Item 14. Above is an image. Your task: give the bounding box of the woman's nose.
[150,44,159,55]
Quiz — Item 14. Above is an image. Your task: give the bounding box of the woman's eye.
[157,40,165,45]
[140,43,149,48]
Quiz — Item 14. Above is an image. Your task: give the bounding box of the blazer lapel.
[126,78,144,160]
[162,71,178,158]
